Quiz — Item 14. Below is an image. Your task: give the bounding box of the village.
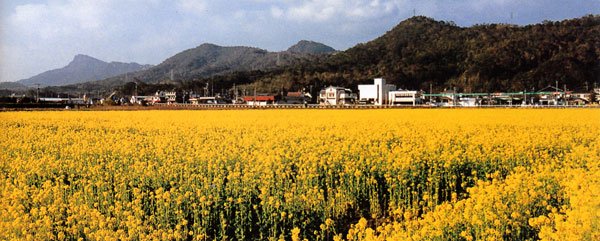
[31,78,600,108]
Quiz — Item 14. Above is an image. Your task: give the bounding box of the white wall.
[358,85,377,100]
[389,90,420,106]
[359,78,397,105]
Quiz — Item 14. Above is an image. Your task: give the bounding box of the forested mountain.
[287,40,337,54]
[16,55,151,87]
[252,15,599,93]
[74,41,336,90]
[0,81,28,91]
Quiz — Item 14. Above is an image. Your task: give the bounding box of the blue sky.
[1,0,598,82]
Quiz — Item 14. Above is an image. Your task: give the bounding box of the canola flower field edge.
[0,109,598,241]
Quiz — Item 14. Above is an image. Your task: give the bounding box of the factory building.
[388,90,422,106]
[358,78,396,105]
[359,78,421,106]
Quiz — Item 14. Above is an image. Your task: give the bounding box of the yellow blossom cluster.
[0,109,598,240]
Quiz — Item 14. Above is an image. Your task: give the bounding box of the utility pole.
[253,83,257,106]
[564,84,567,106]
[35,83,40,103]
[429,82,433,104]
[453,86,457,106]
[233,83,237,103]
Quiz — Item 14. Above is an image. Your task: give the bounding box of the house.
[278,91,308,104]
[151,91,167,104]
[319,86,356,105]
[567,93,592,105]
[538,92,562,105]
[358,78,396,105]
[130,96,152,105]
[243,95,277,106]
[165,91,178,104]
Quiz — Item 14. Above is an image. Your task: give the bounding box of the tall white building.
[358,78,396,105]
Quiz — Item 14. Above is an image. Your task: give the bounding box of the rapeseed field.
[1,109,598,240]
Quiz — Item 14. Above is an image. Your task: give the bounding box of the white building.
[130,96,152,105]
[358,78,396,105]
[566,93,592,105]
[190,96,225,104]
[151,91,167,104]
[165,91,178,103]
[457,97,479,107]
[388,90,423,106]
[319,86,356,105]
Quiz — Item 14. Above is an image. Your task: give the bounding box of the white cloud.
[1,0,178,81]
[270,6,284,18]
[177,0,207,14]
[283,0,401,22]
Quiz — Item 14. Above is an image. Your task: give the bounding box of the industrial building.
[358,78,396,105]
[358,78,422,106]
[388,90,423,106]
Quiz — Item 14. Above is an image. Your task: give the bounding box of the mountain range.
[1,40,335,93]
[73,40,336,90]
[8,15,599,96]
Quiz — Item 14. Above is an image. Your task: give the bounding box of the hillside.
[287,40,336,54]
[252,15,600,93]
[137,43,304,81]
[17,54,151,87]
[0,81,28,91]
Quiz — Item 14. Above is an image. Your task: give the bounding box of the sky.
[1,0,598,82]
